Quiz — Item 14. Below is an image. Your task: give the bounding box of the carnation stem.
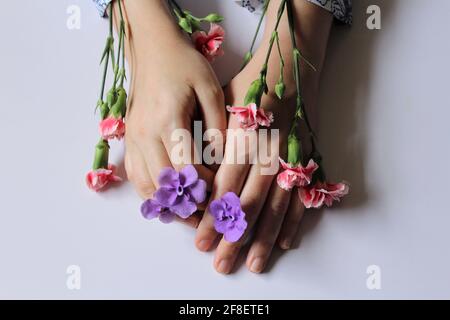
[99,5,114,101]
[274,30,285,85]
[112,0,125,90]
[118,0,126,88]
[261,0,286,77]
[168,0,184,18]
[286,0,317,155]
[241,0,270,69]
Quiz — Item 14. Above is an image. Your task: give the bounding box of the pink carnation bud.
[192,23,225,62]
[86,165,122,192]
[276,158,319,191]
[298,181,349,209]
[226,103,274,131]
[99,116,125,140]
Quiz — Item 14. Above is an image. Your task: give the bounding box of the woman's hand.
[194,0,333,273]
[117,1,227,213]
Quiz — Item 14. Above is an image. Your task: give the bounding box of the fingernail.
[280,238,292,250]
[217,259,232,274]
[249,257,265,273]
[197,239,213,251]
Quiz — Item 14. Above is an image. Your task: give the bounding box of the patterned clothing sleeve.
[239,0,352,24]
[92,0,352,25]
[92,0,112,17]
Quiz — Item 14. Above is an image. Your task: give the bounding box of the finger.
[194,77,227,134]
[195,80,227,172]
[246,182,291,273]
[277,191,305,250]
[138,137,173,189]
[213,166,274,274]
[195,162,250,252]
[125,141,156,199]
[195,117,257,252]
[161,118,215,192]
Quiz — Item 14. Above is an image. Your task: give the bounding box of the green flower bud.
[179,17,193,34]
[92,139,110,170]
[110,87,127,118]
[100,102,109,120]
[287,134,302,166]
[275,81,285,100]
[190,17,201,32]
[106,88,116,109]
[244,78,265,106]
[204,13,224,23]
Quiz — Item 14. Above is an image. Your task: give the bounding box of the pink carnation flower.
[298,181,349,209]
[192,23,225,62]
[226,103,274,130]
[99,116,125,140]
[277,158,319,191]
[86,165,122,192]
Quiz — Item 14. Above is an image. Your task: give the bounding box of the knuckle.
[288,210,303,224]
[206,84,224,105]
[255,238,275,251]
[269,200,289,217]
[242,198,260,217]
[128,119,151,140]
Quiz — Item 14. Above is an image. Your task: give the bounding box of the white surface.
[0,0,449,299]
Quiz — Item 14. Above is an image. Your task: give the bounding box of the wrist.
[118,0,192,64]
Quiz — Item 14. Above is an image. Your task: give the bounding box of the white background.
[0,0,449,299]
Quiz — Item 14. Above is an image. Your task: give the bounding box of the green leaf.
[179,17,193,33]
[275,81,286,100]
[100,37,112,64]
[203,13,224,23]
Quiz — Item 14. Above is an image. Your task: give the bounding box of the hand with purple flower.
[141,165,207,223]
[113,1,226,202]
[195,0,336,274]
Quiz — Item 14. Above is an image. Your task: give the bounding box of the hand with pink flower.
[195,0,347,274]
[105,1,227,203]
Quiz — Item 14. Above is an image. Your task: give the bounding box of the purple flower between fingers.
[209,192,248,243]
[154,165,207,219]
[141,199,176,224]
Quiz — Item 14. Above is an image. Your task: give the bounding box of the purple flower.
[154,165,207,219]
[209,192,248,242]
[141,199,176,224]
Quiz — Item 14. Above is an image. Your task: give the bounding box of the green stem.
[99,5,114,101]
[112,1,124,90]
[168,0,184,18]
[274,31,285,82]
[99,47,110,101]
[118,0,126,87]
[275,31,284,68]
[169,0,183,14]
[286,0,316,153]
[261,0,286,76]
[249,0,270,56]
